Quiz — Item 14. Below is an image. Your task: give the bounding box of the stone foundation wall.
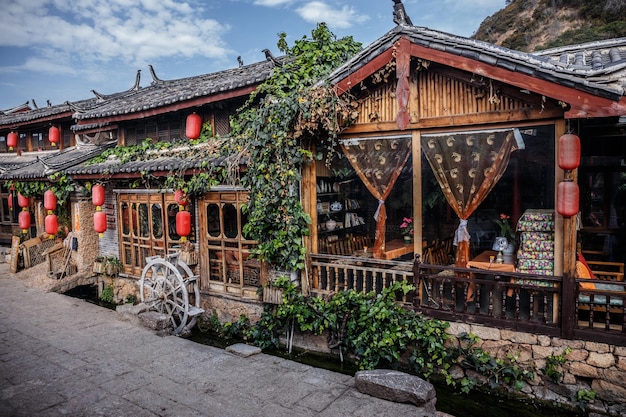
[70,198,100,273]
[445,323,625,416]
[98,275,139,304]
[200,293,264,324]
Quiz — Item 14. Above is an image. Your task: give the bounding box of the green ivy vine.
[229,23,361,270]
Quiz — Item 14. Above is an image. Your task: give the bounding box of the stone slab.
[225,343,262,357]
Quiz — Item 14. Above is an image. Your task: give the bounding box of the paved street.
[0,263,423,416]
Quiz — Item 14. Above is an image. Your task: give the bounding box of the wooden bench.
[577,260,625,315]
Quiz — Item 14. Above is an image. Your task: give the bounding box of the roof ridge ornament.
[148,65,164,85]
[392,0,413,26]
[263,49,282,67]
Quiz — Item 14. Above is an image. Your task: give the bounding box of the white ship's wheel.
[139,253,203,335]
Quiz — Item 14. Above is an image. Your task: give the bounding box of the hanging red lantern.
[7,131,17,150]
[44,190,57,214]
[92,184,105,208]
[94,211,107,237]
[17,193,29,209]
[174,190,188,210]
[45,214,59,237]
[18,210,30,233]
[558,133,581,170]
[557,180,579,217]
[49,126,59,147]
[186,113,202,140]
[7,192,12,211]
[176,210,191,241]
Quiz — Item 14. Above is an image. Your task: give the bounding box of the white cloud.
[253,0,292,6]
[296,1,368,29]
[0,0,231,68]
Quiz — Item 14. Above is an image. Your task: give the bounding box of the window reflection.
[121,202,130,235]
[138,203,149,238]
[167,203,180,240]
[152,204,163,238]
[224,204,238,238]
[207,203,220,237]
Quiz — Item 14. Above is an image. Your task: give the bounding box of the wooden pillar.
[412,130,422,261]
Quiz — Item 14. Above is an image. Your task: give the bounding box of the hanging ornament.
[45,214,59,237]
[7,191,12,211]
[174,190,188,210]
[44,190,57,214]
[17,193,29,210]
[557,180,579,217]
[176,210,191,241]
[7,131,17,150]
[94,211,107,238]
[186,113,202,140]
[18,210,30,233]
[49,126,59,147]
[92,184,105,208]
[558,134,581,171]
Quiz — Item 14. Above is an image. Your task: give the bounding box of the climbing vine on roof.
[228,23,361,271]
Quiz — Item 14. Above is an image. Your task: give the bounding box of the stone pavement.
[0,263,429,417]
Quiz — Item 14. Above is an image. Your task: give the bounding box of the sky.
[0,0,506,111]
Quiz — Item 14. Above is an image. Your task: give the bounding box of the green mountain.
[472,0,626,52]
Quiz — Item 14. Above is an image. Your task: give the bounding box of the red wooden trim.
[408,43,626,117]
[335,49,395,95]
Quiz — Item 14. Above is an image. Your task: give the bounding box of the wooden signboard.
[10,235,20,273]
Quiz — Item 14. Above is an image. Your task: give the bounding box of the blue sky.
[0,0,506,110]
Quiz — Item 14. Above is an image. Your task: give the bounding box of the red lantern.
[44,190,57,214]
[557,180,579,217]
[7,192,12,211]
[17,193,29,209]
[558,133,581,170]
[94,211,107,237]
[45,214,58,237]
[92,184,105,208]
[49,126,59,147]
[176,210,191,241]
[174,190,188,209]
[186,113,202,140]
[18,210,30,233]
[7,131,17,150]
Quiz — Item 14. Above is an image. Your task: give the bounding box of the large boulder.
[355,369,437,415]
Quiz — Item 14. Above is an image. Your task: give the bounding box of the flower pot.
[403,235,412,243]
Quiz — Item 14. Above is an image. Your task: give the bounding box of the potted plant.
[400,217,414,243]
[105,257,121,276]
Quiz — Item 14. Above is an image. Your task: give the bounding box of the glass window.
[152,204,163,238]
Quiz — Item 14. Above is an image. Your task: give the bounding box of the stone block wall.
[201,293,264,325]
[445,322,626,416]
[70,198,100,272]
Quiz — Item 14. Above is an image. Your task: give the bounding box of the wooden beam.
[341,107,564,134]
[408,43,626,117]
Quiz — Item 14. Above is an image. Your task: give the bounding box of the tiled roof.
[0,143,114,180]
[326,25,626,100]
[0,153,41,175]
[74,59,283,121]
[0,98,98,129]
[65,141,227,177]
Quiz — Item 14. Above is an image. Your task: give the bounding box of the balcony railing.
[309,254,626,346]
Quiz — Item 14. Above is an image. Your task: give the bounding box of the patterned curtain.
[421,129,524,266]
[341,136,412,256]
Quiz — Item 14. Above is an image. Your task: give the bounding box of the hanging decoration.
[44,190,58,238]
[19,210,31,234]
[45,213,58,237]
[7,190,12,211]
[557,180,579,217]
[49,126,59,147]
[558,133,581,170]
[174,190,188,210]
[92,184,106,238]
[7,131,17,150]
[186,113,202,140]
[17,193,29,210]
[176,210,191,242]
[44,190,57,214]
[94,211,107,238]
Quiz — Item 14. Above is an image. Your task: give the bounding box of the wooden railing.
[308,254,626,346]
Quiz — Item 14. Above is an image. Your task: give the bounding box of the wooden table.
[467,250,515,272]
[375,239,414,260]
